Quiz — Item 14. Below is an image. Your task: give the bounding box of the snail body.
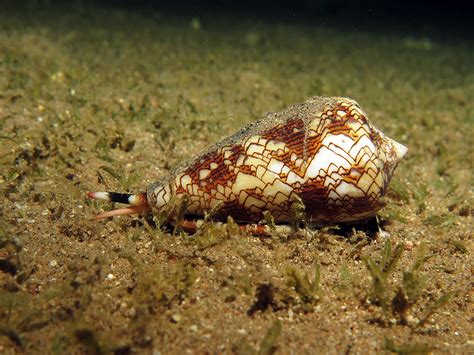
[88,97,407,225]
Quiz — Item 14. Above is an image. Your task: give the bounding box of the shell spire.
[393,140,409,161]
[88,96,407,225]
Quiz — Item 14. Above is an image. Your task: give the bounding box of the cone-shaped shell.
[147,97,407,223]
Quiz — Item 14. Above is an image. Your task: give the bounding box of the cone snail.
[88,96,407,230]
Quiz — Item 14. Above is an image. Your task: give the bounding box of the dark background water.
[2,0,474,33]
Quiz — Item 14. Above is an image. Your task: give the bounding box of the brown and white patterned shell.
[145,96,407,223]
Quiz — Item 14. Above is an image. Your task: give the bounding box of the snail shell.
[89,96,407,224]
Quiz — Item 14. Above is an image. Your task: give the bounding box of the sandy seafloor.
[0,2,472,354]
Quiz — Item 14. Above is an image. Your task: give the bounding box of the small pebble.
[288,309,294,319]
[405,314,419,326]
[190,18,201,31]
[171,314,181,323]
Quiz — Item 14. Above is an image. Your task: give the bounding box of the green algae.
[363,240,458,327]
[285,262,321,305]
